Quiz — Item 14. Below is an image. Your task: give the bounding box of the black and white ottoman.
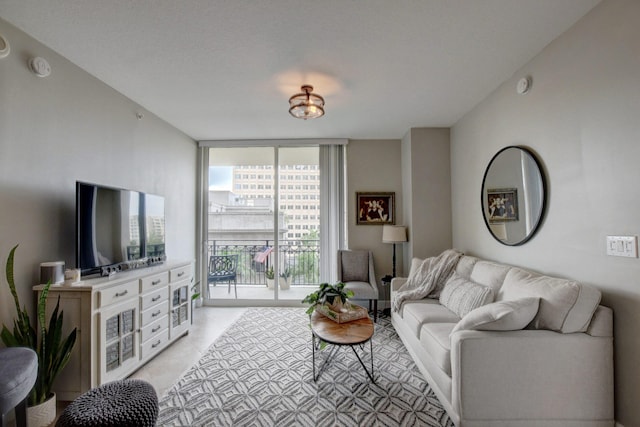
[55,379,158,427]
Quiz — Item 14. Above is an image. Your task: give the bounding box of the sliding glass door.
[204,146,321,303]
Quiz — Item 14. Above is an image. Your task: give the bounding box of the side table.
[381,275,392,316]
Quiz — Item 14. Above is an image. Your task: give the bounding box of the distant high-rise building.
[231,164,320,240]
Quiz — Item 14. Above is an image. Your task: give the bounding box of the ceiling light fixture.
[288,85,325,119]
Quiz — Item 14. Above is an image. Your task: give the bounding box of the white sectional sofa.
[390,254,614,427]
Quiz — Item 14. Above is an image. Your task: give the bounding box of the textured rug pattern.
[158,308,454,426]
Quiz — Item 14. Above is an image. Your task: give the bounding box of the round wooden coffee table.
[310,310,375,382]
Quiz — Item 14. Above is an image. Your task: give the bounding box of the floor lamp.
[382,225,407,278]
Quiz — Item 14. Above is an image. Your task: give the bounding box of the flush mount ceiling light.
[288,85,325,119]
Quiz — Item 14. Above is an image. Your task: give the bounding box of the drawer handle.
[152,325,161,333]
[152,279,162,286]
[151,310,162,318]
[177,272,185,277]
[151,295,161,302]
[152,340,162,348]
[115,290,128,297]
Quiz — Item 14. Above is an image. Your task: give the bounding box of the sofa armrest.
[391,277,407,292]
[450,329,614,424]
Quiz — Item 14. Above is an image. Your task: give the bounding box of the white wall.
[401,128,452,267]
[450,0,640,424]
[0,19,197,329]
[347,139,403,304]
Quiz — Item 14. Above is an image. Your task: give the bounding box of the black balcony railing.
[206,239,320,286]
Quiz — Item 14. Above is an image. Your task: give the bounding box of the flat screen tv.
[76,182,166,277]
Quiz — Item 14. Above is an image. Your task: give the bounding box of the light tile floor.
[129,306,247,396]
[49,307,247,426]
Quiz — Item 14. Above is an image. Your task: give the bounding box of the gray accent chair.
[337,250,379,322]
[0,347,38,427]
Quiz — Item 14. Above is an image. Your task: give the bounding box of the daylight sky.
[209,166,232,191]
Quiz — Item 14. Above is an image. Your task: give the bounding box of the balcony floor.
[205,284,317,302]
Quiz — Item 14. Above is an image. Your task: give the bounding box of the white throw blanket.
[392,249,463,313]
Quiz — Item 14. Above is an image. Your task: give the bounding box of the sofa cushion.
[498,268,601,333]
[439,273,494,318]
[394,297,435,319]
[451,297,540,334]
[402,301,460,338]
[401,258,429,292]
[454,256,478,280]
[469,261,512,295]
[420,323,456,376]
[399,251,462,299]
[340,251,369,282]
[408,257,423,278]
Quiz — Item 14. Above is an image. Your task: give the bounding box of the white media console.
[33,260,193,401]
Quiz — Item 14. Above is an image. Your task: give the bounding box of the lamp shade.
[382,225,407,243]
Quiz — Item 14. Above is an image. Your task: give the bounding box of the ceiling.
[0,0,600,141]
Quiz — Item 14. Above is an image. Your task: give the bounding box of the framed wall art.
[356,192,395,225]
[486,188,518,223]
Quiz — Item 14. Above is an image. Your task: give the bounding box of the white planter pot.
[28,393,56,427]
[266,278,275,289]
[279,277,291,290]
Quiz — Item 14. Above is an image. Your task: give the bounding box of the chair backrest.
[337,250,372,283]
[209,255,238,277]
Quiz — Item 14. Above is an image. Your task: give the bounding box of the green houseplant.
[1,245,77,407]
[265,266,275,289]
[190,281,201,324]
[191,281,201,302]
[279,268,292,290]
[301,282,354,317]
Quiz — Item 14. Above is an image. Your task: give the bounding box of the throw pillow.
[340,251,369,282]
[498,268,601,333]
[439,273,494,318]
[451,297,540,335]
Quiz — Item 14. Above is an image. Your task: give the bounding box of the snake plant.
[1,244,77,405]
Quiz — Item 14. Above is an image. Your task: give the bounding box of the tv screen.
[143,193,166,259]
[76,182,165,276]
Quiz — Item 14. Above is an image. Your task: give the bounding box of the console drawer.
[140,316,168,343]
[99,281,137,308]
[140,272,169,293]
[141,302,167,327]
[140,288,168,311]
[170,265,192,282]
[140,329,169,360]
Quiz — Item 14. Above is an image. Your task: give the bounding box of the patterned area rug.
[158,308,454,426]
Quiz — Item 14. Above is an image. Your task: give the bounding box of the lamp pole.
[392,243,398,278]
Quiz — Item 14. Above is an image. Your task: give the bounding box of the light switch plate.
[606,235,638,258]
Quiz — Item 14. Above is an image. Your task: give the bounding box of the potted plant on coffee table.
[1,245,77,427]
[301,282,355,319]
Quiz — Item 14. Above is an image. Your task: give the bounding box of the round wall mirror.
[481,146,546,246]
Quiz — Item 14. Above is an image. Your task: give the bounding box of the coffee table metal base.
[311,333,375,383]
